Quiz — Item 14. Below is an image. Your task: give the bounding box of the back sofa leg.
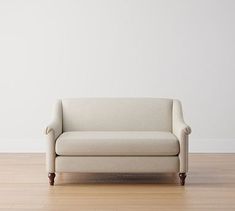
[179,173,186,186]
[48,173,56,186]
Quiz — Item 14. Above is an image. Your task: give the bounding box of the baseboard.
[0,138,45,153]
[0,138,234,153]
[189,138,235,153]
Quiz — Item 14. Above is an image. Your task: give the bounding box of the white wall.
[0,0,235,152]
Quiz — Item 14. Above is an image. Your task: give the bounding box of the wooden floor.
[0,154,234,211]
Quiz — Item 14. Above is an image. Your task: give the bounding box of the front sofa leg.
[179,173,186,186]
[48,173,56,186]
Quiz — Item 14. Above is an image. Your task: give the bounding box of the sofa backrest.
[62,98,173,132]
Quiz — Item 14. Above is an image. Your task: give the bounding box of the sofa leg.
[48,173,56,186]
[179,173,186,186]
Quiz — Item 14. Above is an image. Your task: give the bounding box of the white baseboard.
[0,138,45,153]
[190,138,235,153]
[0,138,235,153]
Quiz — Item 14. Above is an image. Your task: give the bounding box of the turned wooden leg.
[179,173,186,186]
[48,173,56,186]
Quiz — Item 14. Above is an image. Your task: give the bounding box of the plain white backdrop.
[0,0,235,152]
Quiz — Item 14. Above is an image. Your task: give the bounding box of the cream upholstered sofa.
[45,98,191,185]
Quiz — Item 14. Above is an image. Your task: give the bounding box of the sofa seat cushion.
[56,131,179,156]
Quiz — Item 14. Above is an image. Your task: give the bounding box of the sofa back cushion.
[62,98,173,132]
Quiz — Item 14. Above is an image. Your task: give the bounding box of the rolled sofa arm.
[44,99,62,173]
[172,99,191,173]
[44,100,63,139]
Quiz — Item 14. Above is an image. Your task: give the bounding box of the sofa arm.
[174,122,191,138]
[172,100,191,173]
[44,100,62,173]
[45,120,61,139]
[44,100,63,139]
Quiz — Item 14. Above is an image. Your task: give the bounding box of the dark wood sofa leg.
[48,173,56,186]
[179,173,186,186]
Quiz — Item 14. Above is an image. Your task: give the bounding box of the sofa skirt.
[55,156,179,173]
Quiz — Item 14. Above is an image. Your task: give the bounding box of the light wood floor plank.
[0,153,234,210]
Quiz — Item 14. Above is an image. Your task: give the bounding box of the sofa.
[44,98,191,185]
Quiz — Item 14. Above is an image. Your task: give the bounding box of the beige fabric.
[172,100,191,173]
[45,131,56,172]
[56,156,179,173]
[44,98,191,175]
[62,98,173,132]
[45,100,63,139]
[56,131,179,156]
[44,100,63,173]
